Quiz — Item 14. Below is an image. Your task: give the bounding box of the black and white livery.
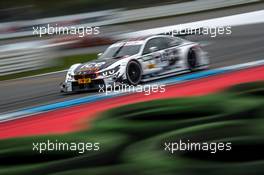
[61,35,209,92]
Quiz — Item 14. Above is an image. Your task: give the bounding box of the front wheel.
[126,60,142,85]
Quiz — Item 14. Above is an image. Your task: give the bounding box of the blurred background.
[0,0,264,113]
[1,1,264,175]
[0,0,263,81]
[0,0,189,79]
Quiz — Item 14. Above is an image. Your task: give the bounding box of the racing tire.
[126,60,142,85]
[187,48,198,71]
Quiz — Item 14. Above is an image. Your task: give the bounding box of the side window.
[168,37,182,47]
[143,38,160,55]
[158,38,169,50]
[161,37,176,48]
[143,37,175,55]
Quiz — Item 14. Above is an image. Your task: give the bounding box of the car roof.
[124,35,173,41]
[112,35,174,47]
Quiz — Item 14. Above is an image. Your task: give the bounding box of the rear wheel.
[126,60,142,85]
[187,48,198,71]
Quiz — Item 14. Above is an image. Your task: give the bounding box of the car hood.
[74,56,128,74]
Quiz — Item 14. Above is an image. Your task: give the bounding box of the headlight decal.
[101,65,120,77]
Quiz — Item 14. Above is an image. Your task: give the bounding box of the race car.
[61,35,209,92]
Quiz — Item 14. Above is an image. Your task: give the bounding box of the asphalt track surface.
[2,64,264,139]
[0,3,264,114]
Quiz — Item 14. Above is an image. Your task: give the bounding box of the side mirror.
[149,46,158,53]
[97,53,102,58]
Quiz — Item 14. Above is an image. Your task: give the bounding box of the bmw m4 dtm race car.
[61,35,209,92]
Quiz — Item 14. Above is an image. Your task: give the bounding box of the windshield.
[99,44,141,59]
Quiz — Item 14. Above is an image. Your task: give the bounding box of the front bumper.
[61,79,105,92]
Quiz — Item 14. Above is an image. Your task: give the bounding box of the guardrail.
[120,9,264,38]
[114,0,260,23]
[0,42,55,76]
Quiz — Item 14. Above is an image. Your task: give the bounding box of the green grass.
[0,53,98,81]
